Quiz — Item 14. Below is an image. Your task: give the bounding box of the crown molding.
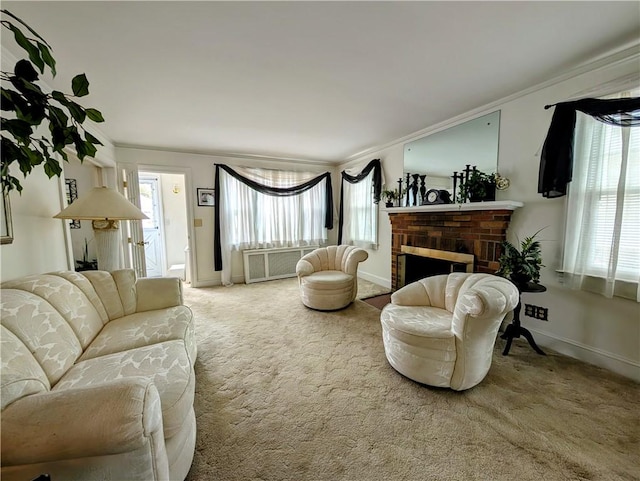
[343,42,640,164]
[114,143,335,168]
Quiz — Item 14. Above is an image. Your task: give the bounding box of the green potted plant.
[1,9,104,193]
[457,170,497,203]
[382,187,401,207]
[496,229,545,286]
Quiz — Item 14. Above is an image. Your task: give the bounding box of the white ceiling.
[3,1,639,164]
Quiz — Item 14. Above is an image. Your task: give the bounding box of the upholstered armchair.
[380,273,519,391]
[296,245,368,310]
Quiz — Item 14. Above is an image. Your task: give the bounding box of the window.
[341,168,378,249]
[562,91,640,301]
[339,159,381,249]
[216,166,330,285]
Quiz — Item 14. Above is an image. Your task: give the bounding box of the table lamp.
[54,186,148,271]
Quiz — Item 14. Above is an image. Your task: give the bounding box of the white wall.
[342,50,640,380]
[158,173,188,269]
[115,148,338,286]
[0,169,71,280]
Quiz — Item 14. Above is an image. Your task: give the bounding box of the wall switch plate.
[194,218,203,227]
[525,304,548,321]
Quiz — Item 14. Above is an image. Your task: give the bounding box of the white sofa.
[380,273,519,391]
[296,245,368,310]
[0,269,197,481]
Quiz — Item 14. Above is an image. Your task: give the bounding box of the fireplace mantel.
[384,200,523,214]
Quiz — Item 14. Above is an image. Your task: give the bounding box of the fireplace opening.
[397,246,474,289]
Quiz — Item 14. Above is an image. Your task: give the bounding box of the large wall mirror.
[403,111,501,190]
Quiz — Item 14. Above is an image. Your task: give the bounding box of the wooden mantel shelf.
[384,200,523,214]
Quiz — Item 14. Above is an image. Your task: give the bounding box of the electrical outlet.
[524,304,548,321]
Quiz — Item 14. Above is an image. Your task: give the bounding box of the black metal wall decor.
[64,178,80,229]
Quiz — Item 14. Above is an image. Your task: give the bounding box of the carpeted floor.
[183,278,639,481]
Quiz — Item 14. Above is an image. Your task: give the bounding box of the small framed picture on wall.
[197,188,215,207]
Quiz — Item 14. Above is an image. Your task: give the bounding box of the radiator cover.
[243,246,318,283]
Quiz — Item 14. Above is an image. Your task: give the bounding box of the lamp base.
[92,220,120,272]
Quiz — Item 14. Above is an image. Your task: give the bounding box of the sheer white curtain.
[218,166,328,285]
[341,168,378,249]
[562,91,640,301]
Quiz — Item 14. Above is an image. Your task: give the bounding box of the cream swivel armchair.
[380,273,519,391]
[296,245,369,310]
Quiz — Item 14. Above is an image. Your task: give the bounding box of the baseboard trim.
[358,271,391,289]
[526,326,640,382]
[191,274,245,288]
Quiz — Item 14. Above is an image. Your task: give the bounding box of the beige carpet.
[183,278,639,481]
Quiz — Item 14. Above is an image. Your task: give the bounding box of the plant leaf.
[51,90,69,105]
[1,118,33,142]
[85,131,103,145]
[83,139,97,158]
[67,102,86,123]
[37,42,56,77]
[71,74,90,97]
[1,10,52,48]
[85,108,104,122]
[6,23,45,73]
[48,105,69,126]
[14,59,38,82]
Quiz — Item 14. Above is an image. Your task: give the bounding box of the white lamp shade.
[54,186,148,220]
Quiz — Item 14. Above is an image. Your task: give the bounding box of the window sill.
[556,270,638,302]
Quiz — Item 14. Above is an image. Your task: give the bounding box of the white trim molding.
[523,327,640,382]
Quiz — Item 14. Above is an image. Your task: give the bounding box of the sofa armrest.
[1,378,164,466]
[136,276,183,312]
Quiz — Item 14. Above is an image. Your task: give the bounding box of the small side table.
[501,281,546,356]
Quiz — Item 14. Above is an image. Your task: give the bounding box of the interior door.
[139,176,164,277]
[121,165,147,278]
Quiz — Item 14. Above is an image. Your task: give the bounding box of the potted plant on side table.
[496,229,545,287]
[495,228,547,356]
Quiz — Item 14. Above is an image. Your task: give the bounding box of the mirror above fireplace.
[403,111,501,190]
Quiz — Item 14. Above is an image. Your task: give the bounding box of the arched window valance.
[213,164,333,273]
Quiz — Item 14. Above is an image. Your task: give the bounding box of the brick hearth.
[387,204,520,290]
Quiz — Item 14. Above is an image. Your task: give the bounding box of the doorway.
[138,171,190,281]
[139,175,164,277]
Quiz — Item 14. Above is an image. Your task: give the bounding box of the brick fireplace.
[387,201,522,290]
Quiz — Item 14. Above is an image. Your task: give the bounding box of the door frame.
[136,164,197,284]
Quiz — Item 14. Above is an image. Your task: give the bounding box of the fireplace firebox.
[397,246,474,288]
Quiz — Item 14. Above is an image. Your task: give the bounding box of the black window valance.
[538,97,640,198]
[337,158,382,244]
[213,164,333,271]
